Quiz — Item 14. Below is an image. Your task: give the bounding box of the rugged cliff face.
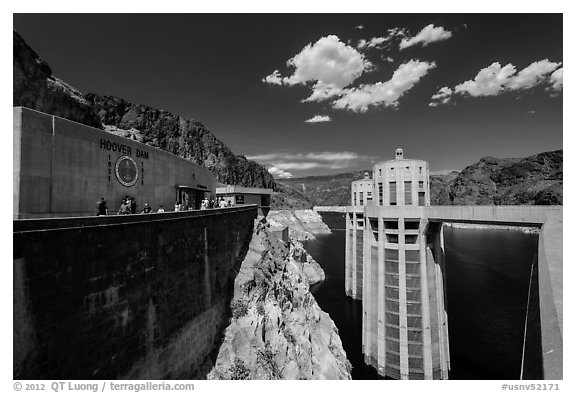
[447,150,562,205]
[13,31,275,189]
[13,31,103,129]
[208,219,351,380]
[266,209,332,241]
[272,150,562,208]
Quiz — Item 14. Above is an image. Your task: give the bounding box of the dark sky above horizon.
[13,14,563,178]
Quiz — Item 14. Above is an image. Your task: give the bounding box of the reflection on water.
[305,212,538,380]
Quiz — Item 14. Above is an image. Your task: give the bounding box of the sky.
[13,13,563,179]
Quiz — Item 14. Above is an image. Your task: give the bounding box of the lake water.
[305,212,539,380]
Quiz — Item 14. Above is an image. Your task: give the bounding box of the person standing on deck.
[96,197,108,216]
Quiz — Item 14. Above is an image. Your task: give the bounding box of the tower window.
[405,181,412,205]
[389,182,397,205]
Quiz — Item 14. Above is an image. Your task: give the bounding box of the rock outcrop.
[13,31,275,190]
[13,31,103,129]
[447,150,562,205]
[266,210,332,241]
[208,219,351,380]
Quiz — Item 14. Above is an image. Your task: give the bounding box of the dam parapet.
[13,205,257,379]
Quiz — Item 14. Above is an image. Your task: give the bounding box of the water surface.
[305,212,538,380]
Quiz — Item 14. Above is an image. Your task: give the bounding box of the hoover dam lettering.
[100,138,149,159]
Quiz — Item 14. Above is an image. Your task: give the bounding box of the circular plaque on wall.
[115,155,139,187]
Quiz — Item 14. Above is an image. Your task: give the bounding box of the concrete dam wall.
[13,206,257,379]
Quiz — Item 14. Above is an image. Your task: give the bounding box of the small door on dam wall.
[178,187,207,210]
[178,187,193,209]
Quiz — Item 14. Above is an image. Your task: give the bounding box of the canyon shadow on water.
[305,212,539,380]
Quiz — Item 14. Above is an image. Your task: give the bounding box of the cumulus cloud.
[354,25,364,30]
[262,70,283,85]
[429,59,562,106]
[429,86,453,106]
[549,67,563,91]
[282,35,372,89]
[264,34,436,112]
[453,60,561,98]
[332,60,436,112]
[268,166,293,179]
[454,62,517,97]
[302,81,344,103]
[368,37,388,47]
[506,59,561,90]
[399,24,452,50]
[305,114,332,123]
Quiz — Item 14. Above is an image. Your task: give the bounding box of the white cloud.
[268,166,293,179]
[249,152,361,162]
[271,162,326,170]
[249,151,368,172]
[332,60,436,112]
[305,114,332,123]
[262,69,284,85]
[354,25,364,30]
[356,39,368,49]
[549,67,563,91]
[448,60,562,101]
[302,81,344,103]
[399,24,452,50]
[264,33,436,112]
[454,62,517,97]
[282,35,372,89]
[506,59,561,90]
[429,86,453,106]
[357,28,406,50]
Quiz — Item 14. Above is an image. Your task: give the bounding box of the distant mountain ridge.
[13,31,275,189]
[272,150,562,208]
[272,171,367,209]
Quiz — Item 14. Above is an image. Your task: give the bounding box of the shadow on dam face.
[442,225,541,380]
[13,206,257,380]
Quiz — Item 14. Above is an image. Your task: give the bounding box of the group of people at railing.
[96,195,234,216]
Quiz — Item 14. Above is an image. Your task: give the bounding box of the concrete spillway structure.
[345,149,563,380]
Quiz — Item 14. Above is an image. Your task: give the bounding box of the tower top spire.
[395,148,404,160]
